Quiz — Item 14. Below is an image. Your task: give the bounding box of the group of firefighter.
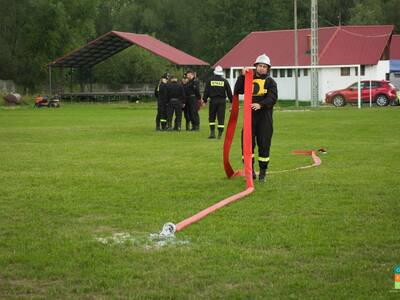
[154,54,278,182]
[155,67,232,139]
[155,70,201,132]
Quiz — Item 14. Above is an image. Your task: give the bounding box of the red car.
[325,80,398,107]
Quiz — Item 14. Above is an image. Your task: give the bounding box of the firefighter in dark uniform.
[154,73,169,130]
[184,70,201,131]
[166,75,186,131]
[181,75,192,131]
[234,54,278,182]
[203,65,233,139]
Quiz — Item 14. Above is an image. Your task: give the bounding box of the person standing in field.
[202,65,233,139]
[166,75,186,131]
[234,54,278,182]
[184,70,201,131]
[181,75,192,131]
[154,73,169,131]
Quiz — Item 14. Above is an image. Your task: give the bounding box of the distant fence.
[56,83,155,102]
[61,91,154,102]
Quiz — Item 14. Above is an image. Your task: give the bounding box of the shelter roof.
[49,31,208,68]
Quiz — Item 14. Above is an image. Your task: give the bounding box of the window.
[385,73,390,81]
[303,69,308,76]
[225,69,230,79]
[371,81,382,88]
[355,66,366,76]
[348,83,358,89]
[297,69,301,77]
[279,69,286,77]
[272,69,278,78]
[341,67,350,76]
[287,69,293,77]
[362,81,370,89]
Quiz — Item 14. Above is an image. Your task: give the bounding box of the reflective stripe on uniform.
[209,122,216,126]
[258,156,270,162]
[160,119,167,122]
[210,80,225,87]
[217,124,224,128]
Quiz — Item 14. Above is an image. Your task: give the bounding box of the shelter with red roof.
[215,25,396,101]
[48,31,208,99]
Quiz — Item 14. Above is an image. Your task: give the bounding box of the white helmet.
[213,65,224,76]
[254,54,271,67]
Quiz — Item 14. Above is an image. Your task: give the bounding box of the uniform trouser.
[187,96,200,128]
[208,97,226,132]
[156,99,168,129]
[183,104,191,128]
[241,110,273,170]
[167,99,183,129]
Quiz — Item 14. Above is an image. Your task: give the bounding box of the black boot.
[259,168,267,183]
[217,128,223,139]
[208,126,216,139]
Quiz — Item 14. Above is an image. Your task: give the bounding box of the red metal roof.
[49,31,208,67]
[390,35,400,59]
[214,25,394,68]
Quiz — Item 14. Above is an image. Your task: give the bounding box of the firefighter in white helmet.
[202,65,233,139]
[234,53,278,182]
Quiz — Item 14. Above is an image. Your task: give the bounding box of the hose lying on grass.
[160,70,323,237]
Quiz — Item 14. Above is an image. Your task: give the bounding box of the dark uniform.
[182,79,192,130]
[154,79,168,130]
[166,79,186,131]
[185,77,201,131]
[234,72,278,174]
[203,74,233,139]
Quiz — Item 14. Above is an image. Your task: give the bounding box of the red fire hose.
[160,70,255,236]
[160,70,322,236]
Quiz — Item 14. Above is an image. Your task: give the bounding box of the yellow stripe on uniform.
[209,122,216,125]
[210,81,225,87]
[217,125,224,128]
[258,157,270,162]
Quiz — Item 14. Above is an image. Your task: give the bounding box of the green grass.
[0,103,399,299]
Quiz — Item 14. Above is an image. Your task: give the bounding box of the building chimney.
[306,34,311,53]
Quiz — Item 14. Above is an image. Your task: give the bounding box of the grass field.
[0,102,399,299]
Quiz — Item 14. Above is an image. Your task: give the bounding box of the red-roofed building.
[215,25,396,101]
[389,35,400,88]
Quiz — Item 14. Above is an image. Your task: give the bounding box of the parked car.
[325,80,398,107]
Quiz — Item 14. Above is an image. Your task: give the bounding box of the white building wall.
[226,61,390,102]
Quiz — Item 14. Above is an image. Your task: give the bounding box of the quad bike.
[35,95,60,108]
